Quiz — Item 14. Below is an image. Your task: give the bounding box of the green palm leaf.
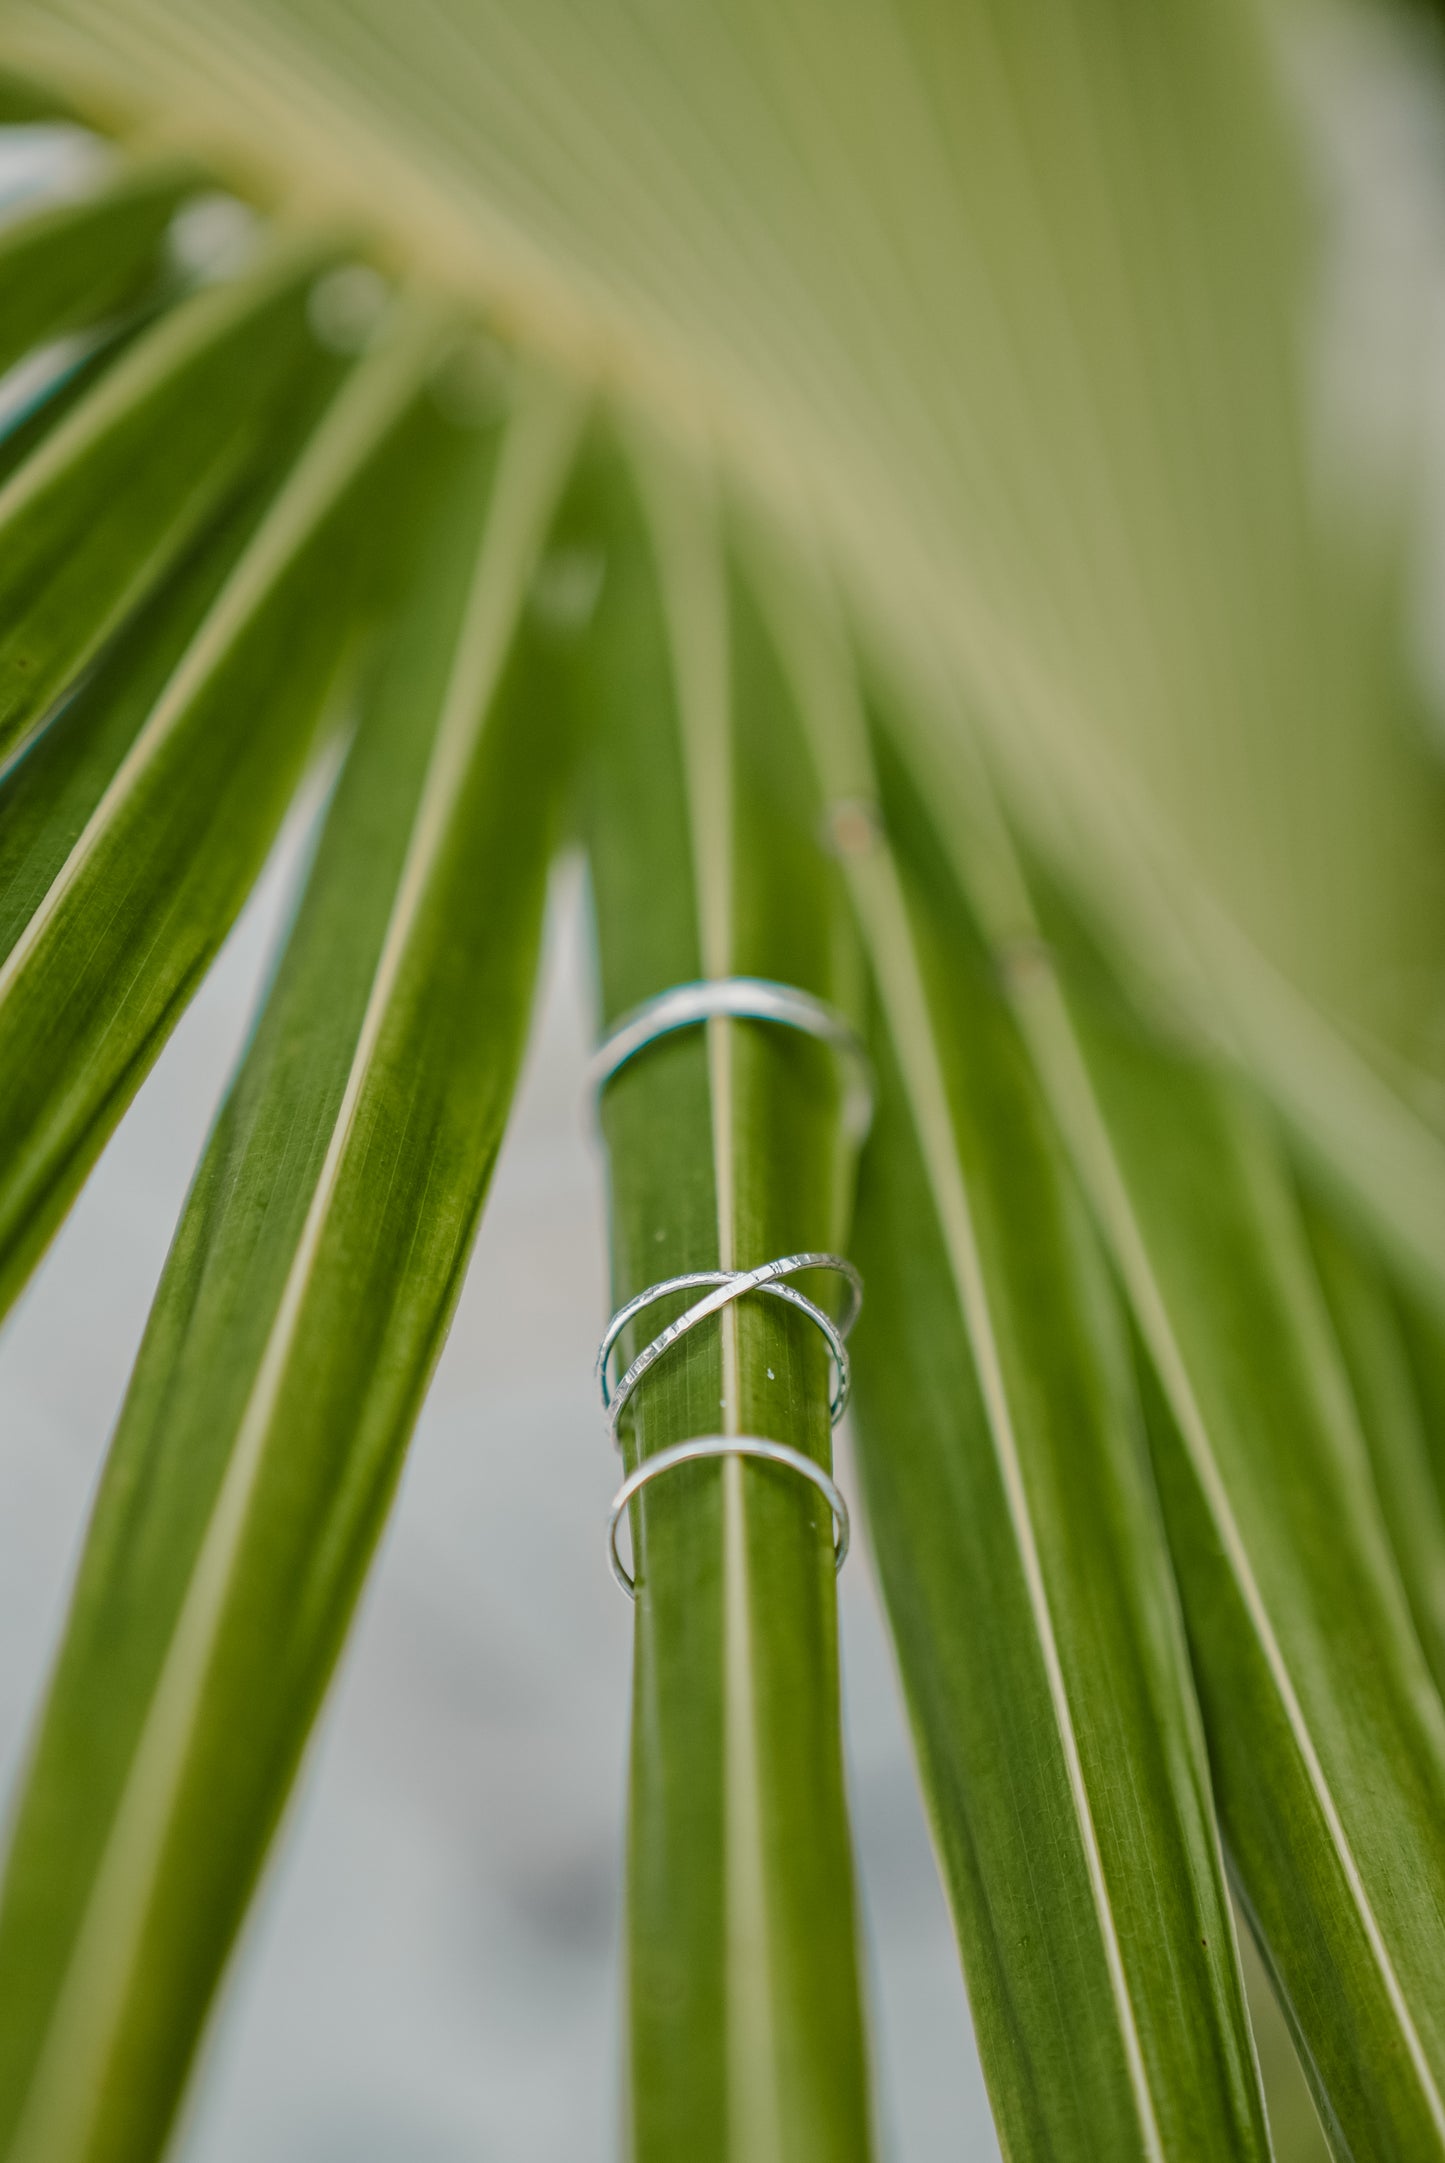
[0,0,1439,2155]
[0,244,344,768]
[0,368,579,2163]
[1398,1289,1445,1511]
[0,294,441,1316]
[885,691,1445,2155]
[0,156,187,380]
[6,0,1438,1117]
[1301,1186,1445,1698]
[1012,871,1445,2157]
[581,437,872,2162]
[755,556,1269,2160]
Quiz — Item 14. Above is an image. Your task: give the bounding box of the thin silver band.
[586,976,873,1140]
[597,1253,862,1449]
[607,1434,850,1598]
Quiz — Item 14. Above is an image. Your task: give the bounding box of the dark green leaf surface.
[1026,891,1445,2162]
[0,297,442,1321]
[0,68,72,122]
[1397,1287,1445,1521]
[881,691,1445,2158]
[1300,1185,1445,1701]
[582,440,872,2163]
[767,597,1268,2161]
[0,367,581,2163]
[0,312,151,491]
[0,241,336,765]
[0,158,189,379]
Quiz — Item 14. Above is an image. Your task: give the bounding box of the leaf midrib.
[636,438,785,2163]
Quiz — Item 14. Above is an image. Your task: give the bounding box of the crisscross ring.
[607,1434,849,1598]
[597,1252,862,1450]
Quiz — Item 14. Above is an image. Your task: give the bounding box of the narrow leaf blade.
[1299,1184,1445,1702]
[0,296,441,1318]
[1031,880,1445,2160]
[0,157,189,378]
[581,436,874,2163]
[0,368,581,2163]
[760,558,1271,2163]
[0,241,336,763]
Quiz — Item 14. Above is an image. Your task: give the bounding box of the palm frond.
[0,370,578,2160]
[0,296,444,1318]
[756,549,1271,2160]
[0,242,337,769]
[580,435,873,2161]
[0,2,1440,2157]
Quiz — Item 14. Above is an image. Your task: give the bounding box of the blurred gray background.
[0,807,998,2160]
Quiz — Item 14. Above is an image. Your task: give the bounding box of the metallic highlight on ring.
[607,1435,850,1599]
[597,1253,862,1449]
[586,976,873,1140]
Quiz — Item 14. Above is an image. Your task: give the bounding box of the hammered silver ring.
[607,1434,850,1598]
[586,976,873,1141]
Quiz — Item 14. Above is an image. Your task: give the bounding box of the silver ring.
[607,1434,850,1598]
[597,1253,862,1448]
[586,977,873,1140]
